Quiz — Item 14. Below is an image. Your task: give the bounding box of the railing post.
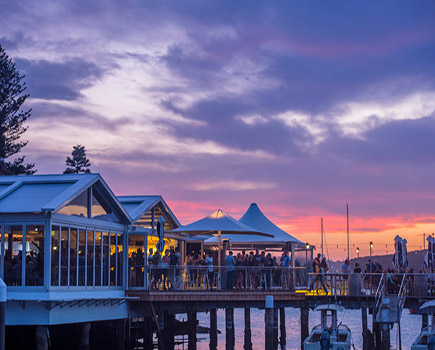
[0,278,5,350]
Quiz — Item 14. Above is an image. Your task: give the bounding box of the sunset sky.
[1,1,435,260]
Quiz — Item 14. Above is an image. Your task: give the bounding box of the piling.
[210,309,218,350]
[0,278,5,350]
[225,308,235,350]
[143,316,154,350]
[35,326,49,350]
[158,310,165,350]
[164,311,175,350]
[273,307,278,350]
[244,308,252,350]
[115,319,126,350]
[279,308,286,349]
[300,307,309,348]
[188,310,197,350]
[422,314,428,329]
[79,322,91,350]
[265,296,274,350]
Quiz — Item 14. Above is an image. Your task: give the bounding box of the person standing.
[225,251,235,290]
[205,251,214,290]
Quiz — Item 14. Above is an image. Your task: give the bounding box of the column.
[265,296,274,350]
[164,311,175,350]
[225,308,235,350]
[35,326,49,350]
[210,309,218,350]
[78,322,90,350]
[300,307,309,348]
[244,308,252,350]
[279,308,286,349]
[188,310,197,350]
[143,317,154,350]
[273,308,278,350]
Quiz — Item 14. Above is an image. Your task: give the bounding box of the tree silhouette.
[0,45,36,174]
[64,145,91,174]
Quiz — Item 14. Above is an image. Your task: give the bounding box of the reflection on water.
[178,308,423,350]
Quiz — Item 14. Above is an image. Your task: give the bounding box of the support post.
[244,308,252,350]
[273,308,278,350]
[210,309,218,350]
[164,311,175,350]
[115,319,126,350]
[265,296,274,350]
[0,278,5,350]
[225,308,234,350]
[143,316,154,350]
[279,308,286,349]
[79,322,91,350]
[188,310,197,350]
[300,307,309,348]
[35,326,48,350]
[158,310,165,350]
[422,313,428,329]
[362,306,372,350]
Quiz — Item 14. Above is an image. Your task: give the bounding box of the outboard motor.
[429,333,435,350]
[321,329,330,350]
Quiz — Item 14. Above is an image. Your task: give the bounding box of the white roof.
[169,209,271,236]
[0,174,131,223]
[204,233,282,244]
[420,300,435,310]
[238,203,303,244]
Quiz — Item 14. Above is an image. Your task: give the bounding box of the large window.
[95,231,102,286]
[87,229,94,287]
[4,225,23,286]
[60,227,69,286]
[57,190,88,217]
[128,235,145,288]
[102,232,109,286]
[51,225,60,286]
[70,228,77,286]
[117,233,123,286]
[78,229,86,286]
[25,225,44,286]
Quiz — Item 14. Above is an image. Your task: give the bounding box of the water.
[174,308,422,350]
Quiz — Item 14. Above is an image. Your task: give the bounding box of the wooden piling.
[422,313,429,329]
[188,310,197,350]
[244,308,252,350]
[210,309,218,350]
[115,319,126,350]
[300,307,309,348]
[35,326,48,350]
[164,311,175,350]
[79,322,90,350]
[273,307,278,350]
[279,308,286,349]
[158,310,165,350]
[225,308,235,350]
[143,316,154,350]
[265,296,274,350]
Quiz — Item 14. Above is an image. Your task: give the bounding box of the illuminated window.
[58,190,88,217]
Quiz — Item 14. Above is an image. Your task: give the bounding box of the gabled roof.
[169,209,272,236]
[117,195,181,228]
[0,174,131,224]
[238,203,303,244]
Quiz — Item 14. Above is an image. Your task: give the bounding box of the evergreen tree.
[0,45,36,174]
[64,145,91,174]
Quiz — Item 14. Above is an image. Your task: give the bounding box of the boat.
[303,304,352,350]
[411,300,435,349]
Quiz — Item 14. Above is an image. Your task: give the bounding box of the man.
[308,254,328,294]
[341,259,351,295]
[205,251,214,290]
[225,251,235,290]
[281,251,291,290]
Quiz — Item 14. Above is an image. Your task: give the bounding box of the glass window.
[92,188,119,223]
[25,225,45,286]
[51,225,60,286]
[78,229,86,286]
[4,225,23,286]
[60,227,69,286]
[87,230,94,287]
[117,233,123,287]
[95,231,102,286]
[57,190,88,217]
[128,235,144,288]
[102,232,109,286]
[70,228,77,286]
[110,232,116,286]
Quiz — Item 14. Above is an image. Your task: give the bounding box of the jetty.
[0,173,432,350]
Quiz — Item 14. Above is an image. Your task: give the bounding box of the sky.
[1,1,435,260]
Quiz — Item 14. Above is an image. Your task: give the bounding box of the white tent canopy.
[204,203,303,245]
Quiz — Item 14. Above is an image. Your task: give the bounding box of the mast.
[346,203,350,260]
[321,217,324,258]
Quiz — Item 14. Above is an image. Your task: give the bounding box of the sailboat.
[303,304,352,350]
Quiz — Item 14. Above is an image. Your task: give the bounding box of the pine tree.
[0,45,36,174]
[64,145,91,174]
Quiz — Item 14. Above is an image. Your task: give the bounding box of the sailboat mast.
[346,203,350,260]
[321,217,324,258]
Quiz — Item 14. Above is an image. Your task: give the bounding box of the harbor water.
[174,307,422,350]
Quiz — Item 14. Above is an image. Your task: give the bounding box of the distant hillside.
[328,250,426,272]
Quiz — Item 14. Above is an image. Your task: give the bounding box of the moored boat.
[303,304,352,350]
[411,300,435,350]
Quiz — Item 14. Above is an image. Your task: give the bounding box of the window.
[70,228,77,286]
[102,232,109,286]
[78,229,86,286]
[110,232,116,286]
[117,233,123,286]
[95,231,102,286]
[26,225,44,286]
[60,227,69,286]
[87,229,94,287]
[4,225,23,286]
[92,188,119,223]
[58,190,88,217]
[128,235,144,288]
[51,225,60,286]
